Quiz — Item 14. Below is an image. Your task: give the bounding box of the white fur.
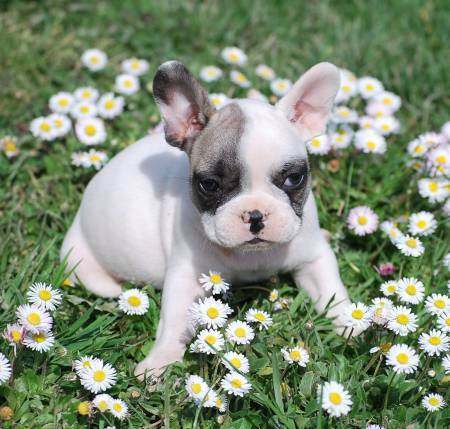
[61,63,354,380]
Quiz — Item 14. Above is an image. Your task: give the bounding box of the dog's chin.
[238,238,275,252]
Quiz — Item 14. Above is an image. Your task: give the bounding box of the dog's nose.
[247,209,265,234]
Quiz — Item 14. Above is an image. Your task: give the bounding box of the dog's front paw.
[134,348,183,383]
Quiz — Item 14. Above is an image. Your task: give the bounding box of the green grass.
[0,0,449,428]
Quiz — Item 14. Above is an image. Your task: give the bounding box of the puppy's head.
[153,60,339,250]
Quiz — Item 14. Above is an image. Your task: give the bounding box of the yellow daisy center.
[311,138,321,147]
[191,383,202,394]
[342,84,351,92]
[436,155,446,164]
[406,238,417,248]
[429,336,441,346]
[329,392,342,405]
[131,59,140,69]
[38,289,52,301]
[113,403,122,412]
[381,124,390,131]
[235,73,246,83]
[5,140,17,152]
[340,109,349,117]
[228,52,239,62]
[84,125,97,136]
[289,350,301,361]
[40,122,51,132]
[93,370,106,382]
[58,98,69,107]
[428,182,438,192]
[216,398,222,407]
[254,313,266,321]
[405,284,417,295]
[104,99,116,110]
[234,327,246,337]
[396,352,409,364]
[231,378,243,389]
[367,140,376,150]
[204,334,217,345]
[380,342,392,353]
[127,296,141,307]
[210,274,222,284]
[444,317,450,327]
[83,361,92,368]
[11,330,22,343]
[90,154,101,162]
[98,400,108,411]
[62,278,73,287]
[54,118,63,128]
[123,79,133,88]
[387,284,396,294]
[27,312,41,326]
[81,90,91,98]
[366,83,375,91]
[428,397,440,406]
[230,357,241,368]
[357,216,368,225]
[90,55,99,64]
[207,307,219,319]
[434,299,445,309]
[396,314,409,325]
[351,309,364,320]
[383,97,392,105]
[416,220,427,229]
[211,97,221,106]
[414,145,425,154]
[80,106,90,114]
[33,333,46,343]
[335,136,343,143]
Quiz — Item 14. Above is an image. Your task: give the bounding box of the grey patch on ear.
[153,61,215,152]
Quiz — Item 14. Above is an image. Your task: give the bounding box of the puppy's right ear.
[153,61,215,153]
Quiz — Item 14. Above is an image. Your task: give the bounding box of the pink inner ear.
[290,99,328,136]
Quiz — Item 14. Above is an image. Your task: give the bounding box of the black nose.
[248,210,265,234]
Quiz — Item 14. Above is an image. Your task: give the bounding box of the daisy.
[373,91,401,112]
[408,211,437,236]
[189,296,232,329]
[84,149,108,170]
[115,74,140,95]
[49,92,75,114]
[306,134,331,155]
[343,302,372,330]
[222,351,250,373]
[230,70,251,88]
[81,49,108,72]
[247,88,268,102]
[70,101,98,120]
[370,297,393,325]
[199,65,223,82]
[30,116,57,141]
[73,355,103,376]
[358,115,375,130]
[329,128,353,150]
[347,206,379,236]
[110,398,128,419]
[16,304,52,334]
[366,101,393,118]
[75,117,107,145]
[198,271,230,295]
[196,329,225,354]
[23,330,55,352]
[425,294,450,315]
[121,58,149,76]
[26,282,62,311]
[3,323,26,346]
[418,178,448,203]
[92,393,112,412]
[0,353,12,384]
[442,355,450,373]
[79,360,117,393]
[427,146,450,176]
[209,93,230,109]
[443,199,450,217]
[380,221,403,243]
[118,289,149,315]
[318,381,352,418]
[281,345,310,367]
[395,234,424,257]
[335,72,357,103]
[407,138,429,158]
[202,389,219,408]
[380,280,398,297]
[420,132,445,147]
[214,395,228,412]
[97,93,125,119]
[269,289,279,302]
[397,277,425,304]
[74,87,99,102]
[366,425,385,429]
[220,372,251,397]
[422,393,446,412]
[387,305,418,336]
[374,116,400,136]
[333,106,358,124]
[221,47,247,66]
[270,78,292,97]
[186,374,209,401]
[48,113,71,138]
[386,344,419,374]
[437,312,450,333]
[226,320,255,345]
[0,136,20,158]
[245,308,273,329]
[418,329,450,356]
[355,129,386,154]
[255,64,276,81]
[358,76,384,99]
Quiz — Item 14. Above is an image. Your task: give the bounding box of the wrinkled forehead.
[190,99,307,175]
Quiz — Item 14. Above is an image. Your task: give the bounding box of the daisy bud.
[305,320,314,330]
[378,262,395,277]
[327,159,340,173]
[77,401,92,416]
[0,406,13,421]
[427,369,436,378]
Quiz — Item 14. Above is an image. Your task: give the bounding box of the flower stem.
[383,372,396,411]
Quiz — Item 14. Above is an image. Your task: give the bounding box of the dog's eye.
[283,173,304,189]
[199,178,220,194]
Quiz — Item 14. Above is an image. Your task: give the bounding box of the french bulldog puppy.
[61,60,355,380]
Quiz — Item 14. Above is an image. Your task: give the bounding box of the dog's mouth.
[246,237,267,245]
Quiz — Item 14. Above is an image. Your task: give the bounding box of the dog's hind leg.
[61,214,123,298]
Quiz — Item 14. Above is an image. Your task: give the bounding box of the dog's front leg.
[134,266,205,381]
[292,244,358,335]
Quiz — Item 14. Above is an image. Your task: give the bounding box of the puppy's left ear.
[153,60,215,153]
[276,62,340,140]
